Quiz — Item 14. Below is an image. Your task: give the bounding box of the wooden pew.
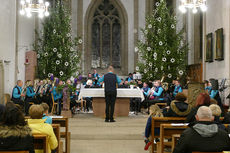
[158,124,188,153]
[33,134,48,153]
[52,124,61,153]
[52,117,70,153]
[151,117,186,153]
[171,134,180,151]
[0,151,29,153]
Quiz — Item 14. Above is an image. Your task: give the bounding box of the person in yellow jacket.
[28,104,58,153]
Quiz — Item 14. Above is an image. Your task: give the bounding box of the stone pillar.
[188,83,205,106]
[0,60,4,104]
[25,51,37,83]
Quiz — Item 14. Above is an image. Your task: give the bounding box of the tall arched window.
[91,0,121,69]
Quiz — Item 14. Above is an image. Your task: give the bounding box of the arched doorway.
[84,0,128,75]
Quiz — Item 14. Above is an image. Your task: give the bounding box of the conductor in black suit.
[99,66,122,122]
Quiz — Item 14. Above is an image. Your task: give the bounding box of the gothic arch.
[84,0,128,75]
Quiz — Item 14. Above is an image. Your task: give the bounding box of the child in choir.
[93,69,100,79]
[204,80,212,94]
[41,103,52,124]
[173,80,182,97]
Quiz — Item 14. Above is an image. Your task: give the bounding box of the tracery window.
[91,0,121,69]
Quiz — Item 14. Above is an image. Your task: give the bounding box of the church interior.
[1,0,230,153]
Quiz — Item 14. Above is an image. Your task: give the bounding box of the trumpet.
[21,80,31,101]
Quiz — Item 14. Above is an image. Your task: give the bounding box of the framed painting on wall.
[215,28,224,61]
[205,33,213,62]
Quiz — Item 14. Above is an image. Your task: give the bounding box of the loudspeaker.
[209,79,219,90]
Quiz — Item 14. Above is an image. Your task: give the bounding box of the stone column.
[0,60,4,104]
[188,83,205,106]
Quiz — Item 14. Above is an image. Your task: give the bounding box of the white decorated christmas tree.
[136,0,188,82]
[35,2,82,80]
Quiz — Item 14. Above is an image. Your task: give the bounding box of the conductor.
[99,66,121,122]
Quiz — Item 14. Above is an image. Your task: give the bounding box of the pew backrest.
[151,117,186,153]
[0,151,29,153]
[33,134,48,153]
[159,124,188,153]
[52,124,61,153]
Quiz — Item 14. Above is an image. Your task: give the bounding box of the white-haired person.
[209,104,225,130]
[173,106,230,153]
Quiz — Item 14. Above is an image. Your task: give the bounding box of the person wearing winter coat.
[173,106,230,153]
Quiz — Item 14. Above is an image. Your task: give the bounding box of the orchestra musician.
[11,80,25,109]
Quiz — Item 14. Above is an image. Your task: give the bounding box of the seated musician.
[137,80,143,88]
[35,80,44,104]
[204,80,212,93]
[11,80,25,109]
[84,80,94,112]
[28,105,57,153]
[126,73,133,82]
[0,102,34,153]
[25,80,38,115]
[172,80,182,97]
[141,82,150,98]
[173,106,230,153]
[118,80,129,88]
[150,80,164,101]
[51,80,63,115]
[163,93,192,117]
[92,69,100,79]
[93,78,101,88]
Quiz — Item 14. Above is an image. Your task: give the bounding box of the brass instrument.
[21,80,31,101]
[161,75,169,91]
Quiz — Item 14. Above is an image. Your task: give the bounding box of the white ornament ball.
[159,41,163,46]
[155,2,160,6]
[56,60,60,65]
[166,50,171,55]
[53,29,56,34]
[168,74,172,78]
[147,47,151,51]
[44,52,48,57]
[179,70,184,75]
[157,17,162,22]
[158,29,161,33]
[153,52,157,57]
[65,62,69,66]
[149,63,153,67]
[148,24,152,29]
[162,57,167,62]
[53,48,57,52]
[144,30,148,34]
[48,73,51,77]
[136,66,139,71]
[67,33,71,37]
[154,57,157,61]
[78,39,83,44]
[170,58,175,63]
[174,16,177,20]
[171,24,175,29]
[144,69,147,73]
[60,71,64,76]
[155,68,158,72]
[37,54,40,58]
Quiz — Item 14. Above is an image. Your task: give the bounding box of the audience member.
[28,105,57,153]
[41,103,52,124]
[209,104,225,130]
[163,93,192,117]
[186,93,211,123]
[144,104,163,150]
[0,102,34,153]
[173,106,230,153]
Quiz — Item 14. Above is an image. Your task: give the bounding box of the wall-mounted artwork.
[215,28,224,61]
[205,33,213,62]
